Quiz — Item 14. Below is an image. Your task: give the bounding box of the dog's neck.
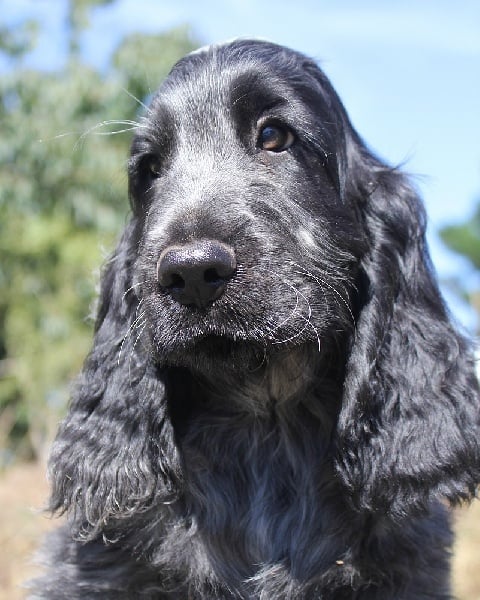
[206,345,319,415]
[165,343,341,420]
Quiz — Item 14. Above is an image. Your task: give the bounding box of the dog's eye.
[145,156,162,179]
[258,125,295,152]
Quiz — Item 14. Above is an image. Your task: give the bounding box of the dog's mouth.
[152,326,268,373]
[194,332,264,357]
[143,281,325,372]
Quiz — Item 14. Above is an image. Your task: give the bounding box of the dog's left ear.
[335,142,480,519]
[47,219,181,539]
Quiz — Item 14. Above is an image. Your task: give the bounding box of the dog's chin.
[157,335,267,375]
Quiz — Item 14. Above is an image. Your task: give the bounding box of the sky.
[3,0,480,329]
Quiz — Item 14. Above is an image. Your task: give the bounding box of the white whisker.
[40,120,146,147]
[118,309,146,365]
[122,88,152,115]
[127,323,147,384]
[293,264,356,329]
[252,265,321,352]
[271,278,321,353]
[122,282,146,303]
[73,120,147,150]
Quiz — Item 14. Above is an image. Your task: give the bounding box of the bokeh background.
[0,0,479,597]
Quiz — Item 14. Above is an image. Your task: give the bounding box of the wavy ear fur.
[48,218,180,539]
[335,142,480,519]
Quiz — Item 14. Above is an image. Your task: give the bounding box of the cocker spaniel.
[32,40,480,599]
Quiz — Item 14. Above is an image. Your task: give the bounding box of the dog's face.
[128,41,366,372]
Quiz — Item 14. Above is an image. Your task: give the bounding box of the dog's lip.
[160,326,265,354]
[155,331,256,361]
[180,330,253,346]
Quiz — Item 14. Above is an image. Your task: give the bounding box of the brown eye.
[258,124,295,152]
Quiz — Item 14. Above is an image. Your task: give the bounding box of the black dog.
[33,40,480,599]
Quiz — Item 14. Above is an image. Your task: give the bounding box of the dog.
[32,39,480,599]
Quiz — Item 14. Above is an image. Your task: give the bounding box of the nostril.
[161,272,186,290]
[204,267,226,285]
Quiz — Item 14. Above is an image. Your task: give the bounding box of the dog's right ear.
[48,218,181,540]
[334,143,480,519]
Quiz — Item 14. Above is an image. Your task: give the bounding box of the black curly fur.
[31,40,480,599]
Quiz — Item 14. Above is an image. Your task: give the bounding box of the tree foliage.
[440,202,480,271]
[0,2,199,465]
[439,198,480,332]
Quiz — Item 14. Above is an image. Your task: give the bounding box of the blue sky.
[3,0,480,329]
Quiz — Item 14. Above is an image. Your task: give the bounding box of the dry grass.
[0,462,55,600]
[0,462,479,599]
[453,499,480,600]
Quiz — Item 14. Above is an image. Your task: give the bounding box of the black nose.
[157,240,237,308]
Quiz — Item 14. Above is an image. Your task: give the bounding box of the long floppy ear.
[48,218,180,539]
[335,143,480,519]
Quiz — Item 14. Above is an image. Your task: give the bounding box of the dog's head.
[127,40,367,372]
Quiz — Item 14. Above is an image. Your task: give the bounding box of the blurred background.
[0,0,479,597]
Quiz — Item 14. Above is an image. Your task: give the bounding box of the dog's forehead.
[152,40,307,117]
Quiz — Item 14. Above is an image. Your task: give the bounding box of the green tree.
[0,2,200,465]
[439,195,480,331]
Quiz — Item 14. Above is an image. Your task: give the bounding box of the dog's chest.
[179,409,352,584]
